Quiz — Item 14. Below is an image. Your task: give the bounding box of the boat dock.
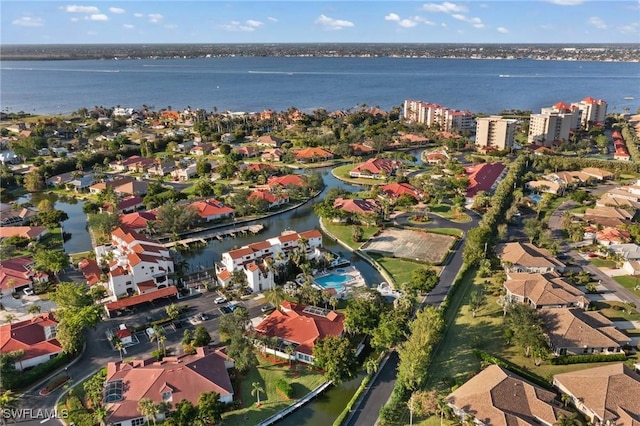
[164,224,265,248]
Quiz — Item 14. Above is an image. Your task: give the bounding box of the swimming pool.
[336,268,347,273]
[529,194,542,203]
[315,273,350,290]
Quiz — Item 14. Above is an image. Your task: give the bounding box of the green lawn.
[322,221,380,250]
[589,258,617,268]
[331,164,383,186]
[428,204,471,223]
[222,355,326,425]
[426,228,464,238]
[614,275,640,296]
[592,300,640,322]
[367,253,435,288]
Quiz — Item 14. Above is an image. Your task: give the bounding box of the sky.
[1,1,639,45]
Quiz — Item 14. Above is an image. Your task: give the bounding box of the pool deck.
[313,265,366,298]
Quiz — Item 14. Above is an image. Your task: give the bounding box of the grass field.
[592,300,640,322]
[614,275,640,296]
[589,258,617,268]
[428,204,472,223]
[222,355,326,425]
[367,253,437,288]
[332,164,382,186]
[322,221,380,250]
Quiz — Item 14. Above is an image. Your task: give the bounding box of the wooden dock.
[164,224,265,248]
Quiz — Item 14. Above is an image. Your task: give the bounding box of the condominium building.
[572,97,607,128]
[528,111,574,146]
[475,116,518,151]
[541,102,581,130]
[403,99,474,132]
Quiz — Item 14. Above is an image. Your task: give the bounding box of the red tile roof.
[190,199,235,219]
[254,302,344,355]
[465,162,506,198]
[0,256,37,291]
[333,198,381,214]
[249,190,288,204]
[351,158,402,176]
[106,286,178,312]
[79,258,102,286]
[0,313,62,361]
[294,147,334,160]
[106,346,233,424]
[0,226,47,240]
[117,196,144,211]
[380,182,422,200]
[119,211,157,231]
[268,174,306,188]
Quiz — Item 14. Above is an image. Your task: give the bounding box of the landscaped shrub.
[549,353,626,365]
[2,352,73,391]
[274,378,294,398]
[45,373,70,392]
[64,396,94,426]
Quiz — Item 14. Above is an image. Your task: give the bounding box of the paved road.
[347,209,481,426]
[15,290,268,425]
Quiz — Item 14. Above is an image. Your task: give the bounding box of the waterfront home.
[119,211,158,233]
[248,190,289,209]
[379,182,423,201]
[425,150,449,165]
[89,177,135,195]
[540,308,630,356]
[496,242,566,273]
[254,301,345,364]
[0,226,47,241]
[0,313,62,371]
[293,147,334,163]
[526,180,563,195]
[350,143,374,156]
[333,198,381,223]
[218,229,322,293]
[256,134,285,147]
[46,172,93,191]
[78,258,103,286]
[446,364,569,426]
[504,272,589,309]
[261,148,285,162]
[349,158,403,179]
[0,204,37,226]
[98,228,174,300]
[190,198,235,222]
[0,256,48,297]
[267,174,307,190]
[553,363,640,426]
[104,347,234,426]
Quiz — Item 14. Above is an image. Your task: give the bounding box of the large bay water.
[2,56,638,115]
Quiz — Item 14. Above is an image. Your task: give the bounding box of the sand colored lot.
[362,228,456,264]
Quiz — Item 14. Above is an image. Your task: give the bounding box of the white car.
[214,296,227,304]
[23,288,34,296]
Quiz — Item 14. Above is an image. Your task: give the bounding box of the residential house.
[543,170,592,187]
[170,164,197,182]
[0,150,19,164]
[0,256,49,297]
[399,133,429,146]
[425,150,449,165]
[464,162,507,203]
[119,211,158,233]
[113,180,150,198]
[609,243,640,261]
[495,242,566,273]
[147,160,175,177]
[98,228,174,299]
[0,204,37,226]
[504,272,589,309]
[446,364,569,426]
[248,190,289,209]
[554,363,640,426]
[333,198,381,223]
[79,258,103,286]
[294,147,334,163]
[190,198,235,222]
[0,226,47,241]
[254,301,345,364]
[235,146,258,158]
[379,182,423,201]
[596,195,640,210]
[0,313,63,371]
[540,308,630,356]
[349,158,403,180]
[526,180,563,195]
[90,177,135,195]
[104,347,234,426]
[583,206,635,227]
[350,143,374,156]
[218,229,322,293]
[110,156,156,173]
[613,131,631,161]
[581,167,614,181]
[595,227,631,246]
[267,174,307,191]
[189,143,213,156]
[256,135,285,147]
[261,148,285,163]
[114,196,145,214]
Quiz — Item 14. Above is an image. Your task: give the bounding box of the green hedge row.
[333,374,372,426]
[274,379,294,399]
[3,352,73,391]
[472,349,552,390]
[64,395,94,426]
[549,353,626,365]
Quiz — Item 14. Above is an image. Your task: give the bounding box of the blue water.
[315,273,350,290]
[1,57,638,115]
[529,194,542,203]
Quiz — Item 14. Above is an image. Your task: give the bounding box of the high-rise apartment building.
[403,99,474,132]
[475,116,518,151]
[571,97,607,128]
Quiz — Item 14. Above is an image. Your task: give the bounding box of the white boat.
[624,96,635,100]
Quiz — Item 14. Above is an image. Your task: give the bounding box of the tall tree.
[197,392,224,424]
[251,382,265,406]
[137,398,159,426]
[312,335,356,384]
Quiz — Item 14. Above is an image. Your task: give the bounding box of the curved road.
[346,209,481,426]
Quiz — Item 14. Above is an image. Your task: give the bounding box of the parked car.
[261,303,276,313]
[218,306,232,315]
[228,304,246,313]
[23,288,34,296]
[198,313,210,321]
[214,296,227,304]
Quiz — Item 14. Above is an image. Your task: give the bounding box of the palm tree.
[364,358,378,375]
[27,304,42,316]
[2,314,17,325]
[251,382,265,407]
[137,398,159,426]
[269,336,279,361]
[329,296,339,311]
[263,286,285,310]
[0,390,19,422]
[92,405,111,426]
[554,413,582,426]
[112,336,124,361]
[285,344,295,365]
[560,393,572,408]
[150,325,167,357]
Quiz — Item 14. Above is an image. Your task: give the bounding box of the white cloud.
[588,16,607,29]
[148,13,163,24]
[123,24,134,29]
[246,20,263,28]
[221,20,265,32]
[267,17,278,22]
[64,5,99,13]
[88,14,109,21]
[399,19,418,28]
[413,16,436,25]
[497,27,509,34]
[109,7,125,14]
[133,13,143,18]
[618,22,639,34]
[385,13,400,21]
[543,0,584,5]
[12,16,44,27]
[421,2,468,13]
[315,14,355,30]
[452,14,484,28]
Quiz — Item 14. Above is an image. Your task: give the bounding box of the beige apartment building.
[403,99,474,132]
[528,111,574,145]
[572,97,608,128]
[475,115,517,150]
